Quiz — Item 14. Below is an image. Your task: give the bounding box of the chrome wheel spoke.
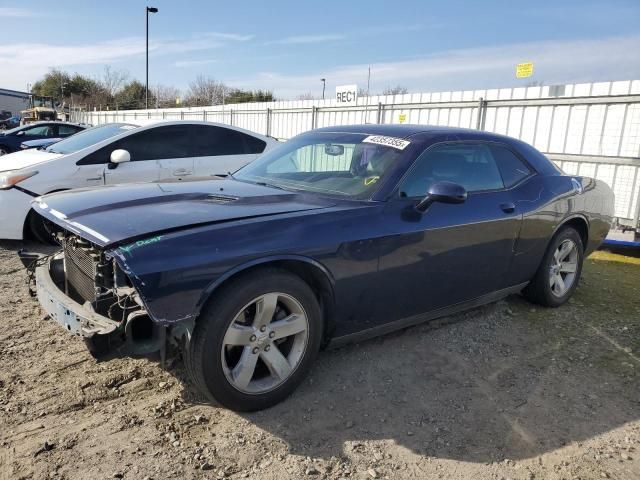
[231,346,259,390]
[222,291,310,394]
[557,241,573,262]
[253,293,279,328]
[270,314,307,340]
[555,274,566,294]
[223,324,254,346]
[560,262,577,273]
[260,345,292,380]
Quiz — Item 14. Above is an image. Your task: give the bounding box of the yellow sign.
[398,113,407,124]
[516,62,534,78]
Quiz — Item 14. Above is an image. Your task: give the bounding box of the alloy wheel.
[549,239,578,297]
[221,292,309,394]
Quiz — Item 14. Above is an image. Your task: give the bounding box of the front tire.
[26,211,55,244]
[0,146,9,156]
[186,269,323,411]
[524,226,584,307]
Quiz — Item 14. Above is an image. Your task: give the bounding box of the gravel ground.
[0,242,638,480]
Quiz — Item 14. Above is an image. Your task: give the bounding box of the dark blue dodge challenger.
[28,125,614,411]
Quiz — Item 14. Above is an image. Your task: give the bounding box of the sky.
[1,0,639,99]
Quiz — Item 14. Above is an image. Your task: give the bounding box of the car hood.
[33,178,338,248]
[0,148,63,171]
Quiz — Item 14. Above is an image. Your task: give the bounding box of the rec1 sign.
[336,84,358,106]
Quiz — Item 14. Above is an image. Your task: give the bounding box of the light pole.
[320,78,326,100]
[146,6,158,109]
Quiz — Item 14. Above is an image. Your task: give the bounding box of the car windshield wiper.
[254,181,287,191]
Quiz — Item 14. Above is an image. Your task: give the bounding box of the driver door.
[102,125,193,185]
[374,142,522,323]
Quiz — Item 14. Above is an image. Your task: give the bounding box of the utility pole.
[145,6,158,109]
[320,78,326,100]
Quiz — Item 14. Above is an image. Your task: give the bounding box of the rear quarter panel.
[509,174,613,285]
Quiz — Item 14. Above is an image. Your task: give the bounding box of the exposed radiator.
[63,240,100,303]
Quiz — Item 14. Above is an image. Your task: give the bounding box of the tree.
[31,69,71,100]
[101,66,129,97]
[225,89,274,104]
[296,92,316,100]
[115,81,153,110]
[382,85,409,95]
[186,75,227,106]
[153,84,181,108]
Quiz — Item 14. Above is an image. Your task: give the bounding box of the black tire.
[26,211,56,245]
[0,146,9,156]
[524,226,584,307]
[186,269,323,411]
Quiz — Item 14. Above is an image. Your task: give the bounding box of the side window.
[78,125,192,164]
[58,125,81,137]
[116,125,192,161]
[23,125,54,137]
[399,143,505,198]
[489,145,532,187]
[189,126,266,157]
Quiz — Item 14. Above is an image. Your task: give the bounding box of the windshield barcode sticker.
[362,135,411,150]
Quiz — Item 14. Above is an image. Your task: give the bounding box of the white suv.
[0,120,277,241]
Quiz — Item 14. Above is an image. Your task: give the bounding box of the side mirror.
[109,149,131,169]
[415,181,467,213]
[16,130,25,136]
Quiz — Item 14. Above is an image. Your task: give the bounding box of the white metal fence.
[74,80,640,226]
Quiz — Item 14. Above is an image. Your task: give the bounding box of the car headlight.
[0,170,38,190]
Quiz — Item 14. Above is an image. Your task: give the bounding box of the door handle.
[500,202,516,213]
[173,169,192,176]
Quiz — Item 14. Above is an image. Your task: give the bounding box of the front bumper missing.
[35,257,119,338]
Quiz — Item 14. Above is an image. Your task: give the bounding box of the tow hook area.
[125,310,166,356]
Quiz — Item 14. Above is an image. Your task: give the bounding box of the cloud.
[0,32,251,89]
[0,7,35,17]
[173,59,218,68]
[232,34,640,99]
[264,24,426,46]
[265,34,346,45]
[200,32,254,42]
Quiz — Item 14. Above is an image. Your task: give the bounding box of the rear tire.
[186,269,323,411]
[0,146,9,156]
[524,226,584,307]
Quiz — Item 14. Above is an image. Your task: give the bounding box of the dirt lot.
[0,242,638,480]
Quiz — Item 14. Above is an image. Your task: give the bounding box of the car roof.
[114,119,273,140]
[312,123,525,142]
[26,121,85,127]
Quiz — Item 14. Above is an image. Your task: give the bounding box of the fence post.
[181,111,184,120]
[311,106,318,129]
[230,109,234,126]
[266,108,272,136]
[475,97,487,130]
[376,102,383,124]
[203,110,206,121]
[162,111,166,119]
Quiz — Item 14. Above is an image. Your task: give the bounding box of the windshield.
[47,123,137,154]
[234,132,410,198]
[3,124,27,135]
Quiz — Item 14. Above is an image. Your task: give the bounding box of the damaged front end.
[24,229,169,357]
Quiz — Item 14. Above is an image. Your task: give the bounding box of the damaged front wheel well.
[196,260,336,347]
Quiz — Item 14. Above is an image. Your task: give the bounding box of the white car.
[0,120,278,241]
